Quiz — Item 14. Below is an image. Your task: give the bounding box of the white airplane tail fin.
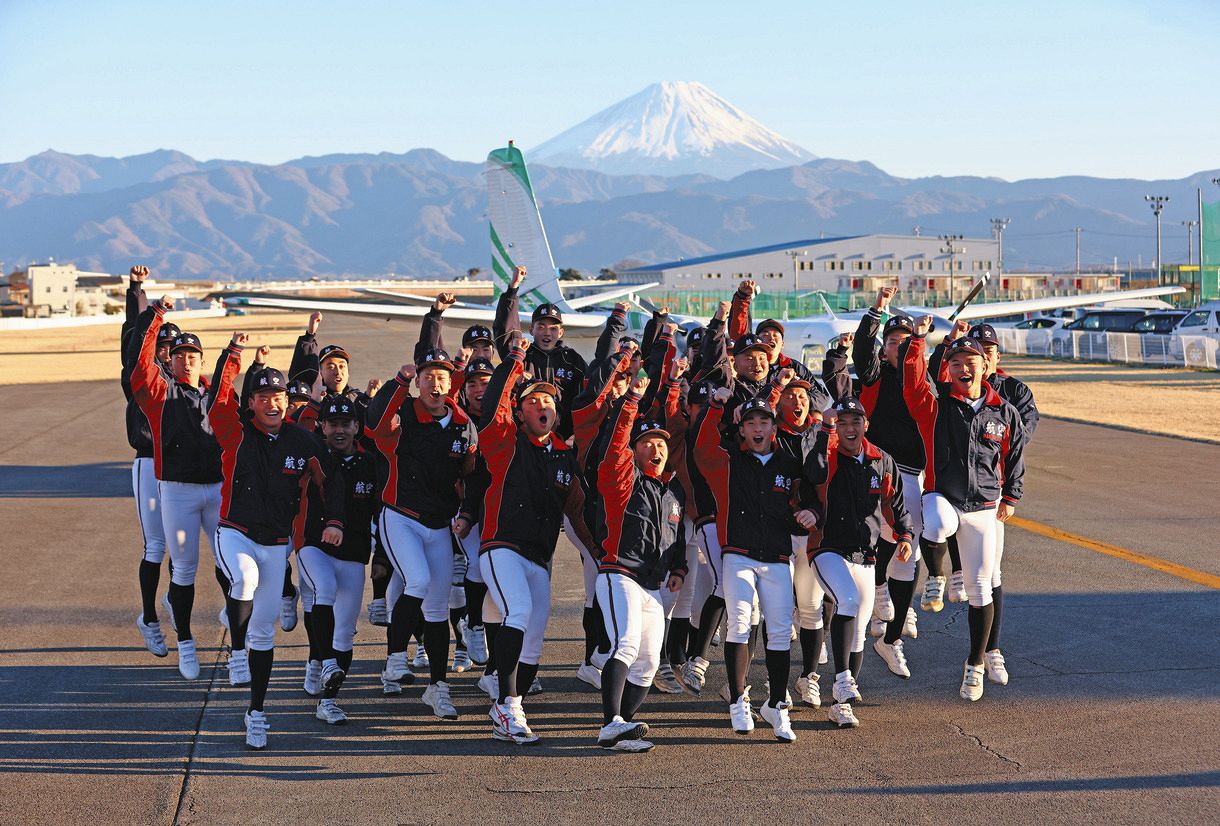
[485,142,572,313]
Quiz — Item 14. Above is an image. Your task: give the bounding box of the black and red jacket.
[693,401,802,564]
[595,393,688,591]
[121,284,156,458]
[209,346,344,546]
[477,354,590,569]
[297,444,377,564]
[130,306,223,484]
[848,307,928,472]
[903,335,1027,512]
[366,369,477,529]
[801,423,914,562]
[928,342,1040,441]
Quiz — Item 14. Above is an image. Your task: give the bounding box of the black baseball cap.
[170,333,202,354]
[690,380,714,403]
[286,379,312,401]
[968,324,999,346]
[834,395,868,418]
[464,357,495,378]
[618,335,640,350]
[883,315,915,336]
[783,377,813,392]
[319,344,350,364]
[738,397,775,420]
[462,325,493,347]
[733,334,768,357]
[250,367,287,394]
[944,337,987,361]
[531,303,563,324]
[516,379,560,401]
[157,322,182,342]
[632,419,671,443]
[757,319,785,338]
[318,395,357,422]
[416,347,455,371]
[687,327,706,349]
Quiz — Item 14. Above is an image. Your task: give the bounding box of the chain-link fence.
[994,328,1220,370]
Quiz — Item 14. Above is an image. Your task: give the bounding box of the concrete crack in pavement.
[950,723,1023,771]
[171,631,228,826]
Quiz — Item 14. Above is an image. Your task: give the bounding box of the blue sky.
[1,0,1216,180]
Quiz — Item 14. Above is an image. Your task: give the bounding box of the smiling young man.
[904,316,1027,702]
[209,340,345,749]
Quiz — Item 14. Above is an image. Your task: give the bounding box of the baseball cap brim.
[518,381,559,399]
[320,348,350,363]
[417,359,455,372]
[632,427,672,443]
[170,343,202,354]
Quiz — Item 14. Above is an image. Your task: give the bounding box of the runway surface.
[1,317,1217,825]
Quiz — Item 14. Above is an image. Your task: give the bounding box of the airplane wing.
[564,282,660,311]
[908,286,1186,322]
[227,295,610,329]
[356,288,488,309]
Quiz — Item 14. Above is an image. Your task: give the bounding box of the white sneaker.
[819,641,828,665]
[527,676,543,695]
[315,698,347,725]
[960,662,985,702]
[760,700,796,742]
[832,670,861,704]
[244,709,270,749]
[608,738,654,752]
[227,649,251,686]
[453,647,472,673]
[921,576,946,612]
[948,570,968,603]
[218,606,229,630]
[280,593,298,632]
[903,607,919,639]
[304,659,323,696]
[829,701,860,728]
[381,675,403,695]
[653,662,684,694]
[136,615,168,657]
[597,715,649,748]
[383,651,411,681]
[367,597,389,627]
[321,659,346,693]
[796,671,821,708]
[576,662,602,690]
[874,583,895,621]
[160,593,177,632]
[423,680,459,720]
[681,656,709,694]
[464,623,488,665]
[478,672,499,701]
[490,696,538,744]
[411,646,430,671]
[177,640,200,680]
[729,692,755,735]
[873,637,911,679]
[985,650,1009,685]
[868,617,887,638]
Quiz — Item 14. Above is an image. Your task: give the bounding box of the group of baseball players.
[121,264,1034,752]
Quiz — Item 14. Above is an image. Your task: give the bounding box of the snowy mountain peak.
[531,81,816,179]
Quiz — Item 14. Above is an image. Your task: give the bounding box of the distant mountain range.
[0,82,1213,280]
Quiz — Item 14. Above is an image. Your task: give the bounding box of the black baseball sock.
[213,566,231,598]
[724,641,750,701]
[765,648,790,705]
[168,582,195,641]
[830,614,851,674]
[450,607,466,646]
[303,610,321,661]
[875,540,897,585]
[947,534,962,575]
[464,580,486,628]
[849,650,864,680]
[921,537,948,578]
[968,603,995,665]
[281,563,296,600]
[226,597,253,650]
[483,622,500,676]
[517,661,539,693]
[495,625,524,701]
[138,560,161,625]
[748,622,761,661]
[986,587,1004,651]
[799,627,824,675]
[248,648,274,712]
[884,577,917,644]
[425,620,450,684]
[371,567,389,600]
[694,596,725,660]
[335,648,353,672]
[601,658,628,723]
[311,604,336,663]
[621,679,650,722]
[667,617,691,667]
[387,597,411,655]
[582,606,601,663]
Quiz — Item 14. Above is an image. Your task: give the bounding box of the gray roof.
[620,235,863,273]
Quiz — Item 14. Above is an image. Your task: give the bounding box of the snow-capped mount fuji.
[530,81,816,179]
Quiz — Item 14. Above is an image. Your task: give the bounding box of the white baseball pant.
[458,523,484,584]
[159,480,221,586]
[877,469,925,580]
[597,572,665,687]
[214,526,286,651]
[659,516,700,620]
[812,551,876,655]
[723,552,793,651]
[791,535,826,630]
[296,545,364,653]
[481,547,551,666]
[922,492,998,607]
[564,513,599,609]
[132,458,167,564]
[378,508,452,623]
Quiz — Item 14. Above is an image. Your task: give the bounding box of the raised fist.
[777,366,795,387]
[366,377,383,396]
[255,345,271,364]
[711,386,732,405]
[511,266,527,289]
[629,374,650,396]
[738,279,757,296]
[838,332,854,350]
[875,286,897,310]
[399,364,417,382]
[129,265,150,283]
[914,315,934,337]
[434,292,457,312]
[230,332,250,348]
[951,319,970,340]
[669,357,689,381]
[158,295,176,312]
[714,300,731,321]
[308,311,323,336]
[613,301,631,313]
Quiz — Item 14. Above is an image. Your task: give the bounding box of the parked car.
[1174,302,1220,335]
[1052,309,1148,356]
[1130,311,1188,334]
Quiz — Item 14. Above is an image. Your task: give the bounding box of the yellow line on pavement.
[1009,516,1220,590]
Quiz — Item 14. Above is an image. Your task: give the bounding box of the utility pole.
[1182,220,1198,265]
[989,218,1009,300]
[1073,226,1083,277]
[1145,195,1169,283]
[787,249,806,296]
[939,233,964,304]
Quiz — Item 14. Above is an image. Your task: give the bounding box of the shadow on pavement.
[0,462,130,498]
[842,770,1220,795]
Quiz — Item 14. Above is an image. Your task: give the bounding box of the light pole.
[990,218,1010,299]
[1073,226,1083,278]
[1145,195,1169,282]
[1182,220,1198,266]
[939,233,964,304]
[787,249,806,296]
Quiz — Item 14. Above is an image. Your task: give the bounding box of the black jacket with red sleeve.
[903,335,1027,512]
[851,308,928,472]
[209,346,344,546]
[595,392,688,591]
[121,284,155,458]
[130,305,223,484]
[693,401,802,564]
[298,446,377,564]
[477,354,591,569]
[365,369,477,529]
[801,423,913,562]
